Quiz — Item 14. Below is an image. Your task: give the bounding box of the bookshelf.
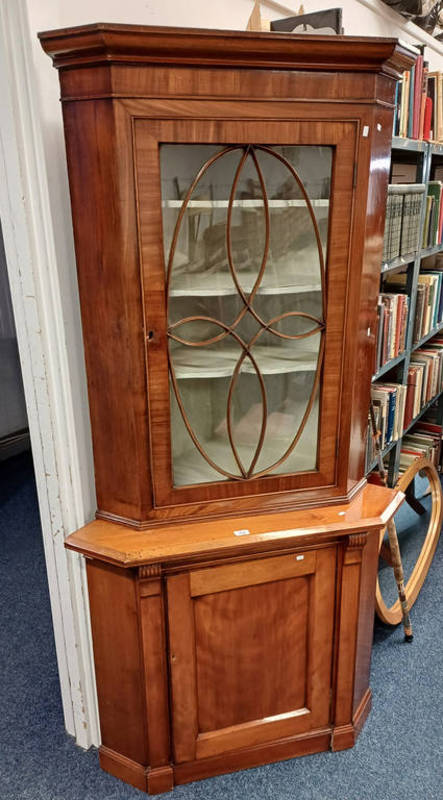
[368,138,443,482]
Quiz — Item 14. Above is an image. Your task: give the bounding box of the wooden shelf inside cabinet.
[169,269,322,298]
[172,343,319,379]
[39,23,414,796]
[163,199,330,209]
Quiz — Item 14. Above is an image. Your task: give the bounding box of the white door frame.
[0,0,100,749]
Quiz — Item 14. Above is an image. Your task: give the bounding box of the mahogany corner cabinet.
[40,24,412,794]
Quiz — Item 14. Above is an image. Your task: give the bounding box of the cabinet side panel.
[333,536,366,727]
[62,99,152,521]
[347,100,396,486]
[86,561,148,764]
[353,528,379,713]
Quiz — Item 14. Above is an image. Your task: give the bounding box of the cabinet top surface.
[66,483,404,568]
[38,22,415,77]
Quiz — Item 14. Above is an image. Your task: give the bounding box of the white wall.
[272,0,443,69]
[0,223,28,440]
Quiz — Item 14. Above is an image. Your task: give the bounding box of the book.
[427,181,443,245]
[391,163,417,183]
[413,56,423,140]
[405,366,418,427]
[439,73,443,142]
[382,184,425,261]
[400,71,410,139]
[375,300,384,371]
[394,77,402,137]
[417,273,443,335]
[423,195,433,248]
[419,63,429,141]
[408,64,415,140]
[427,73,437,140]
[424,95,433,140]
[371,383,406,446]
[375,292,409,366]
[413,284,426,344]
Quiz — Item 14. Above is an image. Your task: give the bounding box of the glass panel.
[160,143,332,487]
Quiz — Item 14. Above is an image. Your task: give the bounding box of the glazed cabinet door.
[134,118,358,508]
[166,546,336,763]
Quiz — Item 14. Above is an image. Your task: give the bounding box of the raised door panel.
[134,117,358,507]
[167,546,336,763]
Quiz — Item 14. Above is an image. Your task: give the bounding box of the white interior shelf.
[171,343,319,379]
[170,274,322,297]
[162,198,329,209]
[169,256,323,297]
[172,409,318,486]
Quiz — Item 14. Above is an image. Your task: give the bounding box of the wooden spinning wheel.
[376,456,443,625]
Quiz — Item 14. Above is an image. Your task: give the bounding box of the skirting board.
[100,727,331,795]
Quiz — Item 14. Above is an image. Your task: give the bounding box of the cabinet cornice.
[39,23,415,79]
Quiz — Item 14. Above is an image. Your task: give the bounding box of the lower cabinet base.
[72,490,403,796]
[332,688,372,752]
[99,748,175,794]
[99,747,148,792]
[99,694,371,796]
[172,728,331,788]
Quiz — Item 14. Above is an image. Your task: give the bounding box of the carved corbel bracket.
[344,532,368,565]
[138,563,162,597]
[139,564,162,579]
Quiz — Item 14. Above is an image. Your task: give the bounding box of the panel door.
[134,118,358,507]
[167,546,336,763]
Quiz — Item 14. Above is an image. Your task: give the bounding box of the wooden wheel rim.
[375,457,442,626]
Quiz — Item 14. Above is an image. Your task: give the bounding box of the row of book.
[368,337,443,464]
[382,184,425,262]
[404,338,443,428]
[369,383,407,457]
[393,53,442,142]
[370,408,443,474]
[375,293,409,372]
[399,420,442,472]
[413,272,443,344]
[383,266,443,347]
[422,181,443,248]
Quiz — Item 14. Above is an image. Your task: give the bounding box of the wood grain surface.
[39,23,415,78]
[167,545,336,762]
[67,483,404,567]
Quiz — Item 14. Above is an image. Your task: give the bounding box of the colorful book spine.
[419,63,429,140]
[388,56,443,143]
[408,64,415,139]
[424,95,433,141]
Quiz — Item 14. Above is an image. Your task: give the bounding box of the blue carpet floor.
[1,451,442,800]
